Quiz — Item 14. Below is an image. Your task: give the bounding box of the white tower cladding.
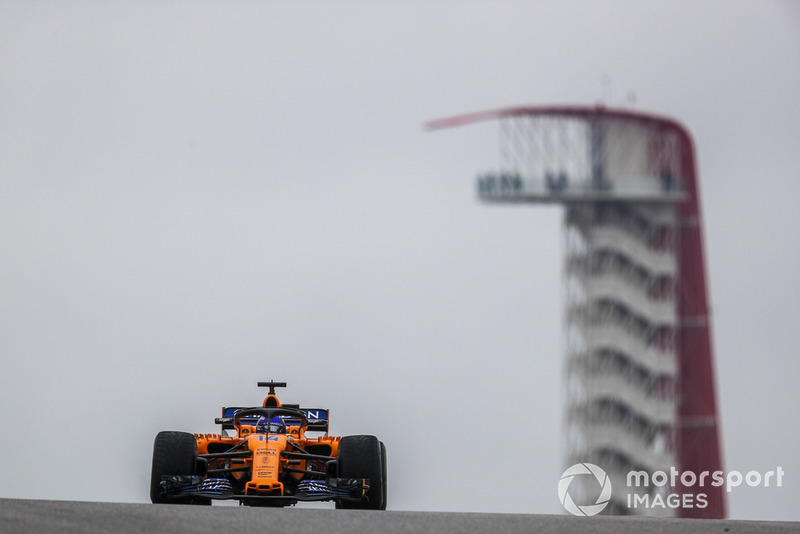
[428,105,725,518]
[563,201,678,516]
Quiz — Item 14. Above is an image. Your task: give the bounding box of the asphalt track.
[1,499,798,534]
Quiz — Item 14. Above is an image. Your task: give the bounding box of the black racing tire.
[379,441,387,508]
[150,431,200,504]
[336,435,386,510]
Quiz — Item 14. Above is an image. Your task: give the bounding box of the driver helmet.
[256,416,287,434]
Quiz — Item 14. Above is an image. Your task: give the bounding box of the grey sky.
[1,0,798,521]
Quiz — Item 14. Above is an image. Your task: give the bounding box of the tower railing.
[571,364,676,424]
[570,321,677,376]
[577,271,677,326]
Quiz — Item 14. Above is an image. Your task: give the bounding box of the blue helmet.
[256,416,287,434]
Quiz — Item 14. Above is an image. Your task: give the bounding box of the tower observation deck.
[428,105,725,518]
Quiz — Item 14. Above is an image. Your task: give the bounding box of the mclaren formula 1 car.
[150,381,387,509]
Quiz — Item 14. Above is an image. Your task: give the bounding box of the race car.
[150,381,387,509]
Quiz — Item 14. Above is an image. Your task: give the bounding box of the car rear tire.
[336,435,386,510]
[379,440,387,507]
[150,431,202,504]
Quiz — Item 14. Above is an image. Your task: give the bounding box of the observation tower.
[428,105,725,518]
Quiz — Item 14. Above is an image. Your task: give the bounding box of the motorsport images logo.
[558,463,612,516]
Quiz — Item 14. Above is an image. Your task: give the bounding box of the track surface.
[1,499,797,534]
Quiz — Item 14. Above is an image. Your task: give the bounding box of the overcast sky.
[1,0,798,521]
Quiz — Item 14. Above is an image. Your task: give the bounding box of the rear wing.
[215,406,329,434]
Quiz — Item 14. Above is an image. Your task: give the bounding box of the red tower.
[429,105,725,518]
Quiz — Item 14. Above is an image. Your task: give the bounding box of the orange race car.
[150,381,387,509]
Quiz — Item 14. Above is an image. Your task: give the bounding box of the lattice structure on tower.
[428,106,725,518]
